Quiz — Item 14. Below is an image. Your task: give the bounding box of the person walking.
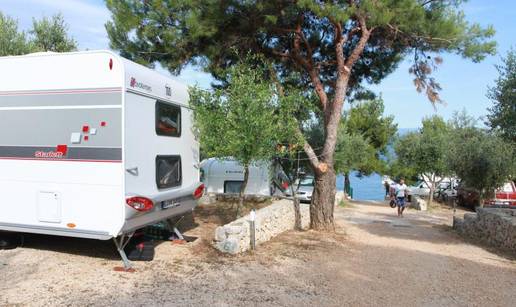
[384,180,390,197]
[395,179,409,217]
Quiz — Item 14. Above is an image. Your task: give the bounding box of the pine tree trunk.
[236,165,250,217]
[310,168,336,231]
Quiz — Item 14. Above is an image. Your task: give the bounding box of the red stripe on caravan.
[0,157,122,163]
[0,87,123,96]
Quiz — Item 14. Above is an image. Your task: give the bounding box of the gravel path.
[0,201,515,306]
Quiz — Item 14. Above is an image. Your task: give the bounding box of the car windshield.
[411,181,422,187]
[299,177,314,187]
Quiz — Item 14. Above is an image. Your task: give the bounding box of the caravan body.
[0,51,203,240]
[200,158,271,196]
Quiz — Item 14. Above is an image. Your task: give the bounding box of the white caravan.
[0,51,204,268]
[200,158,272,196]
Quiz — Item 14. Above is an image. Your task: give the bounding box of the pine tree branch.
[289,14,328,112]
[320,15,372,165]
[344,16,372,69]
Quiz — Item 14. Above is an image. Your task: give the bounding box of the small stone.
[214,227,227,241]
[222,238,240,254]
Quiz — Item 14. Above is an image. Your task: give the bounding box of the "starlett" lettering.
[34,151,64,158]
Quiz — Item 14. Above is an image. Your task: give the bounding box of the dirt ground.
[1,200,515,306]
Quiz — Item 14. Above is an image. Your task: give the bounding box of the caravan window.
[224,181,243,194]
[156,101,181,137]
[156,155,182,189]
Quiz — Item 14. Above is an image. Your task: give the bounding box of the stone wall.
[214,199,310,254]
[453,208,516,252]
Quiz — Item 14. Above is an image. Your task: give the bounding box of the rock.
[219,237,240,254]
[214,226,227,242]
[198,193,217,205]
[454,208,516,252]
[335,191,345,206]
[411,196,427,211]
[453,216,464,230]
[464,212,477,222]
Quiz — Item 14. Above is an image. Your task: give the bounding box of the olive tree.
[448,116,515,205]
[0,12,76,56]
[394,116,450,204]
[190,59,300,215]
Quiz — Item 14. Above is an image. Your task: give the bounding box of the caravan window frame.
[155,100,181,137]
[156,155,182,189]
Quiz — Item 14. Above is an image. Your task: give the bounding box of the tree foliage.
[391,111,515,203]
[106,1,495,103]
[30,14,77,53]
[486,48,516,143]
[447,127,515,200]
[344,98,397,174]
[190,57,301,211]
[334,125,376,176]
[393,115,450,203]
[0,12,31,56]
[106,0,496,230]
[0,12,76,56]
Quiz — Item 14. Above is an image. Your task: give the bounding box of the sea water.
[336,171,384,201]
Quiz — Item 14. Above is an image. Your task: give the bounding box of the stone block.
[411,196,427,211]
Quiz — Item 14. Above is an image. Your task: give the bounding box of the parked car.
[407,181,431,198]
[435,180,459,202]
[484,181,516,208]
[295,176,314,203]
[456,184,480,209]
[456,181,516,210]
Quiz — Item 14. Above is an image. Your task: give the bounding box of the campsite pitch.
[1,201,515,306]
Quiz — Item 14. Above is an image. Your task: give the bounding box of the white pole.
[249,209,256,250]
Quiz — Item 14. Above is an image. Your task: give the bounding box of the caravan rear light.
[193,184,205,199]
[126,197,154,212]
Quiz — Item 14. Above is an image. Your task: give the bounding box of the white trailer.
[200,158,272,196]
[0,51,204,268]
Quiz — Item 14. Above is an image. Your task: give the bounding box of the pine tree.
[106,0,495,230]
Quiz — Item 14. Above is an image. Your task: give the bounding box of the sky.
[2,0,514,128]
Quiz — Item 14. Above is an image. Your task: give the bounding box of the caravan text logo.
[34,145,68,159]
[130,77,152,92]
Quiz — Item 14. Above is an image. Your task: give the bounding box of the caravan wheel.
[0,232,21,250]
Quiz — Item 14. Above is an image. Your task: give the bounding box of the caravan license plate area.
[161,199,181,209]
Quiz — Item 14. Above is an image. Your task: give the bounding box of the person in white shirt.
[395,179,409,217]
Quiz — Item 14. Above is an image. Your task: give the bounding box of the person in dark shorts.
[384,181,390,196]
[395,179,409,217]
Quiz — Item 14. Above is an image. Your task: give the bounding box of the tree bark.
[237,165,250,217]
[310,168,336,231]
[284,15,372,231]
[428,185,434,206]
[290,184,302,230]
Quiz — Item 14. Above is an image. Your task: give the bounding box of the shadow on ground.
[63,228,516,307]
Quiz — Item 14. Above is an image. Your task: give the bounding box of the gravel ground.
[0,201,515,306]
